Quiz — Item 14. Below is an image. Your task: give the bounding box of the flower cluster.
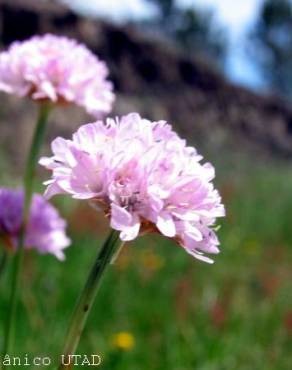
[0,188,70,260]
[40,113,225,263]
[0,34,114,116]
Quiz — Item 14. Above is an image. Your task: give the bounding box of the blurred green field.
[1,161,292,369]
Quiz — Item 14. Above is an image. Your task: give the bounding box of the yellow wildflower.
[111,332,135,351]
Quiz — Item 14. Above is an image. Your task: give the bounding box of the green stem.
[58,230,121,370]
[23,102,52,217]
[3,102,52,361]
[0,250,7,279]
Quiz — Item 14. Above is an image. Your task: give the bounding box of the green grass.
[1,163,292,369]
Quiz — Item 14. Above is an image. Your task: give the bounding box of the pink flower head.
[40,113,225,263]
[0,34,114,116]
[0,188,70,260]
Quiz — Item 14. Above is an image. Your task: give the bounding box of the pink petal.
[120,221,140,241]
[110,204,132,230]
[156,213,176,237]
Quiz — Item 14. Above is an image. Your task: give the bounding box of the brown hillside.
[0,0,292,168]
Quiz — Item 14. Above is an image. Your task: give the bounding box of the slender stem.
[3,102,52,360]
[58,230,121,370]
[0,250,7,279]
[23,102,52,218]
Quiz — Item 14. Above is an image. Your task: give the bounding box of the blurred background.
[0,0,292,369]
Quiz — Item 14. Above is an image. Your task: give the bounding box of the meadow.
[1,158,291,370]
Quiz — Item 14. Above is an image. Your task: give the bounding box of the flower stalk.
[3,102,51,360]
[0,250,7,279]
[58,230,121,370]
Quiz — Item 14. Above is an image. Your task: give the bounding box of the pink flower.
[0,188,70,260]
[0,34,114,117]
[40,113,225,263]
